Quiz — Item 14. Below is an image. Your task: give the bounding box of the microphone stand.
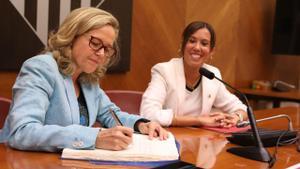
[212,75,272,162]
[228,107,271,162]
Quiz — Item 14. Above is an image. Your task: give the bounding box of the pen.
[109,108,123,126]
[109,108,144,135]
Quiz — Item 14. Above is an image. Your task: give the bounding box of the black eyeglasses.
[88,36,116,57]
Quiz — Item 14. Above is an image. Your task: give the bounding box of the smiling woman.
[140,21,248,128]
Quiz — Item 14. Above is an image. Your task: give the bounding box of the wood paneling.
[0,72,17,99]
[235,0,276,88]
[273,56,300,87]
[186,0,241,85]
[100,0,185,91]
[1,0,299,99]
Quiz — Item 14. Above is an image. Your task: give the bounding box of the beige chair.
[105,90,143,115]
[0,97,11,128]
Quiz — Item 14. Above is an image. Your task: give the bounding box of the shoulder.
[23,53,58,70]
[152,58,182,73]
[202,63,222,78]
[21,53,60,77]
[19,53,60,85]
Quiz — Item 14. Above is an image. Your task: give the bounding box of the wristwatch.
[233,111,243,122]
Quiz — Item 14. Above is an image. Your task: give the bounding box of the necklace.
[186,76,202,91]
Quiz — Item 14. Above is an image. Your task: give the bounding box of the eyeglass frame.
[88,35,116,57]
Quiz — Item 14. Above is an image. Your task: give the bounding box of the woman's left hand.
[137,121,169,140]
[209,112,239,128]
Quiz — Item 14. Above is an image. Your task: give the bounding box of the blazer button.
[78,141,84,147]
[72,141,84,148]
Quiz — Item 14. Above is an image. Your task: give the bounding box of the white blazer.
[140,58,246,126]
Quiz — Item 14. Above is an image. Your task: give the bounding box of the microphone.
[199,67,272,162]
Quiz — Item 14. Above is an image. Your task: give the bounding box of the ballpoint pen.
[109,108,123,126]
[109,108,144,135]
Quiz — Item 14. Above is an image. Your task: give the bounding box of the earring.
[210,55,213,60]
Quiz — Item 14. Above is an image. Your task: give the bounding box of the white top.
[179,84,202,117]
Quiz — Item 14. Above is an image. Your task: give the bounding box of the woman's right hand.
[199,112,227,127]
[95,126,133,150]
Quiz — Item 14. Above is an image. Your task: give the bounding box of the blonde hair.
[45,7,120,83]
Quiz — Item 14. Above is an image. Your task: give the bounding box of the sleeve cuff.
[133,118,150,132]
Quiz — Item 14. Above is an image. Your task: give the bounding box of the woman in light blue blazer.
[0,7,168,152]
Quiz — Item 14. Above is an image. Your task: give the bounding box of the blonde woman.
[0,7,167,152]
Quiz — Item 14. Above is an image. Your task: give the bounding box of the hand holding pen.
[95,108,134,151]
[95,108,169,150]
[95,125,133,150]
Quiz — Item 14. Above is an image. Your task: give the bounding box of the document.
[61,132,179,162]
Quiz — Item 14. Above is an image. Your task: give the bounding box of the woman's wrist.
[134,118,150,132]
[172,116,202,126]
[196,116,209,126]
[232,110,243,122]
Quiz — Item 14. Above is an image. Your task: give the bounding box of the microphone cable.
[268,130,300,168]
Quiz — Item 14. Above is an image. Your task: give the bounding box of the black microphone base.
[227,146,271,162]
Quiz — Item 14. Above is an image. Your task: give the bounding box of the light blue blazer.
[0,54,142,152]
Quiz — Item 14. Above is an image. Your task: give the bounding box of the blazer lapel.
[201,64,215,114]
[81,83,98,126]
[63,77,80,124]
[174,58,186,116]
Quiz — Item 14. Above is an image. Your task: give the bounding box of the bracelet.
[233,111,243,122]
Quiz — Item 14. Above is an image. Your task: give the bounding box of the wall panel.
[1,0,299,100]
[186,0,240,85]
[0,72,17,99]
[100,0,186,91]
[235,0,275,87]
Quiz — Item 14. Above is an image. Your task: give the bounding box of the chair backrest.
[0,97,11,128]
[105,90,143,115]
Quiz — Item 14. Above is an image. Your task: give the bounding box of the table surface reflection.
[0,107,299,169]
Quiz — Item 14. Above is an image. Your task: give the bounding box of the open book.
[61,132,179,162]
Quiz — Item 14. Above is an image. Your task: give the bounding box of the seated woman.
[0,7,168,152]
[140,21,247,128]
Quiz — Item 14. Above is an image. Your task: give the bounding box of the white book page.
[62,132,179,162]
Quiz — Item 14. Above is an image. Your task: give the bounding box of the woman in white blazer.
[0,7,168,152]
[140,21,247,127]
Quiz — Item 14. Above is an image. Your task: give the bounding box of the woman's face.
[183,28,214,69]
[71,25,116,74]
